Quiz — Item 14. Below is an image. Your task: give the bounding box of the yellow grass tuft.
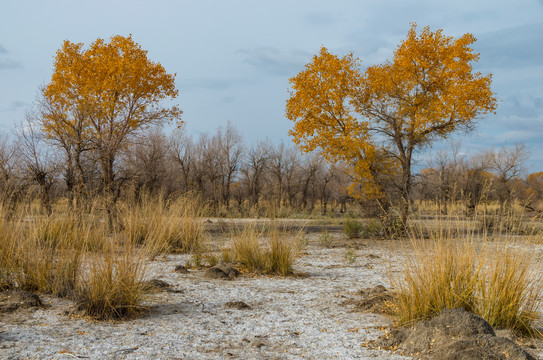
[229,224,301,276]
[76,237,148,320]
[120,194,206,255]
[392,216,543,335]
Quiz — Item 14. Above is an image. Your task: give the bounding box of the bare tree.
[526,171,543,210]
[121,127,169,197]
[268,142,291,208]
[299,153,322,211]
[460,152,492,215]
[0,134,21,195]
[16,115,61,215]
[169,128,195,193]
[427,143,463,214]
[317,161,340,215]
[487,144,529,213]
[283,147,302,208]
[241,141,271,210]
[215,122,243,209]
[38,94,92,211]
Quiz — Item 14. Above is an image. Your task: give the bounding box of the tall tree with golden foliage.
[40,35,181,214]
[286,24,497,232]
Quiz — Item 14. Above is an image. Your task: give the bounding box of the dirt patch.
[174,264,189,273]
[0,290,43,313]
[224,301,251,310]
[215,263,240,278]
[142,279,172,291]
[203,267,230,279]
[373,308,536,359]
[342,285,396,315]
[203,263,240,280]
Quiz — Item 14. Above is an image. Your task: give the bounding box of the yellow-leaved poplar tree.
[287,24,497,232]
[41,35,181,214]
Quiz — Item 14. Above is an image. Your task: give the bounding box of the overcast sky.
[1,0,542,172]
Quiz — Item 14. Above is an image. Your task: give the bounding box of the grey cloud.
[494,130,541,143]
[0,58,23,70]
[475,111,543,150]
[0,44,22,70]
[180,78,232,91]
[237,47,311,77]
[499,94,543,120]
[1,100,27,112]
[476,23,543,70]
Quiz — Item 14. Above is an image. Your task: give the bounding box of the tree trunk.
[398,148,413,234]
[100,151,117,229]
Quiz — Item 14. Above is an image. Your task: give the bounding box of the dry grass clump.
[343,219,365,239]
[0,210,24,290]
[343,218,383,239]
[0,211,87,296]
[229,225,301,276]
[0,199,152,320]
[120,194,206,255]
[392,217,543,335]
[76,238,148,320]
[318,229,334,248]
[479,212,540,237]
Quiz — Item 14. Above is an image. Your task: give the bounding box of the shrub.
[366,218,383,237]
[382,216,405,238]
[0,197,151,320]
[479,213,538,237]
[343,219,365,239]
[0,215,22,290]
[11,214,91,297]
[231,227,266,272]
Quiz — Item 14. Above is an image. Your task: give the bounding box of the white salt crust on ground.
[1,237,542,360]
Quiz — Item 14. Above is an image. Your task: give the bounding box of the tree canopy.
[286,24,497,229]
[40,35,181,207]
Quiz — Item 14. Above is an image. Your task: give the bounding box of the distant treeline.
[1,121,541,217]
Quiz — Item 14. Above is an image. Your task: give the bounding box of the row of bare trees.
[415,143,540,214]
[123,123,352,216]
[0,120,354,216]
[0,119,540,218]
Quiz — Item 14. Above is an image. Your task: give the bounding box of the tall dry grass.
[0,197,152,320]
[76,237,148,320]
[392,215,543,335]
[229,224,301,276]
[0,210,89,296]
[120,194,206,255]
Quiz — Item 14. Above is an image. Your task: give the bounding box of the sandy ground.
[1,229,542,360]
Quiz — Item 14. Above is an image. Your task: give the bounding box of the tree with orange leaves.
[287,24,497,232]
[41,35,181,214]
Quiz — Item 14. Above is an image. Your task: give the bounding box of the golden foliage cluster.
[286,24,497,200]
[40,35,181,177]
